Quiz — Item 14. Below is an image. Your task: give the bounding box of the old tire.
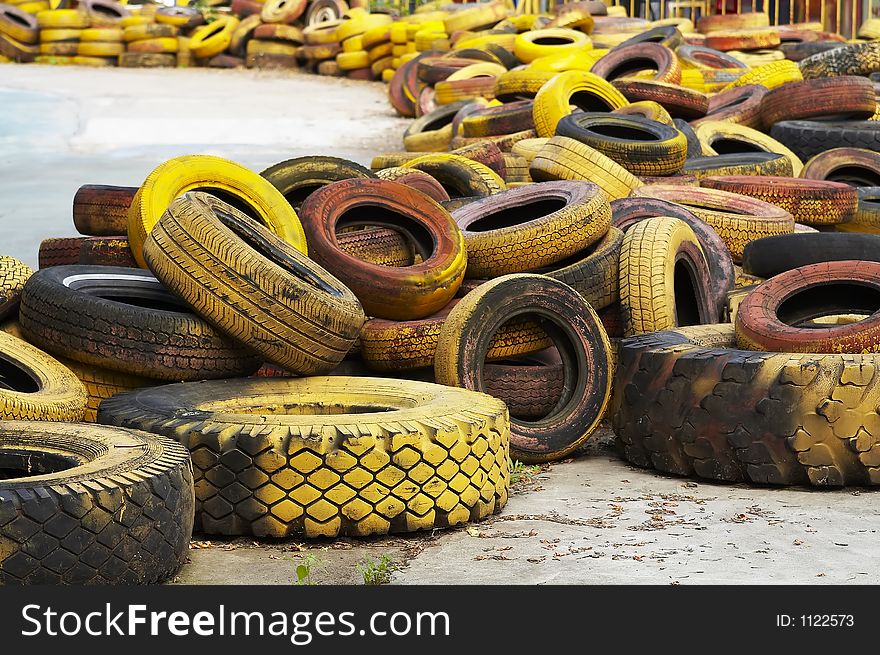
[0,257,32,322]
[259,155,375,210]
[741,232,880,278]
[72,185,137,237]
[770,121,880,163]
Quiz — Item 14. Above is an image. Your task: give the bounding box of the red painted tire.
[611,79,709,120]
[73,184,137,236]
[591,43,682,84]
[299,178,466,320]
[375,167,450,203]
[735,260,880,353]
[760,76,877,127]
[692,84,767,131]
[800,148,880,187]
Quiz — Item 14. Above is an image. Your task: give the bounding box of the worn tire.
[375,167,450,203]
[533,70,629,137]
[99,376,509,537]
[741,232,880,278]
[770,121,880,164]
[73,184,137,236]
[435,274,613,463]
[695,120,803,176]
[56,356,158,423]
[800,148,880,187]
[591,42,681,84]
[0,257,32,322]
[611,79,708,120]
[77,236,136,268]
[19,265,261,381]
[403,153,506,199]
[0,421,193,584]
[693,83,767,130]
[260,155,375,210]
[760,76,877,127]
[683,152,793,179]
[799,42,880,79]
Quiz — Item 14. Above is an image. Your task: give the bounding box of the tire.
[735,260,880,353]
[618,216,717,335]
[511,137,551,163]
[461,100,535,138]
[513,27,590,64]
[0,421,193,584]
[252,24,305,45]
[144,192,365,375]
[0,257,32,322]
[118,52,176,68]
[701,176,858,227]
[0,5,38,44]
[695,120,804,176]
[129,155,307,269]
[501,154,531,184]
[770,121,880,164]
[375,167,450,203]
[591,42,681,84]
[403,153,506,199]
[611,79,708,120]
[451,141,507,178]
[618,25,683,49]
[742,231,880,278]
[800,148,880,187]
[77,236,135,267]
[229,13,261,56]
[336,225,416,267]
[555,112,687,176]
[631,184,795,262]
[0,331,86,422]
[484,353,564,421]
[188,15,238,59]
[611,324,880,485]
[360,298,550,372]
[305,0,346,26]
[123,24,178,41]
[676,44,748,69]
[697,12,769,32]
[722,59,802,91]
[703,27,780,51]
[760,76,877,127]
[38,237,81,269]
[403,100,470,152]
[781,40,845,62]
[126,37,177,54]
[260,155,375,211]
[451,180,609,278]
[799,42,880,79]
[299,178,466,320]
[533,70,629,137]
[529,136,643,201]
[155,6,203,29]
[692,83,767,130]
[56,355,158,423]
[388,53,433,118]
[493,68,557,102]
[19,265,261,381]
[99,376,509,537]
[435,274,613,463]
[35,9,89,29]
[683,152,793,179]
[417,56,480,85]
[673,118,702,158]
[611,197,734,319]
[260,0,306,23]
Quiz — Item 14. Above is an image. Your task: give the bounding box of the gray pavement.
[3,65,879,585]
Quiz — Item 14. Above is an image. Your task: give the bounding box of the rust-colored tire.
[359,298,550,372]
[676,44,748,69]
[417,55,481,85]
[77,236,136,267]
[760,76,877,127]
[435,274,613,463]
[336,226,416,267]
[735,260,880,353]
[483,352,564,421]
[451,180,611,278]
[611,79,709,120]
[631,184,795,262]
[800,147,880,187]
[299,178,466,320]
[451,141,507,178]
[38,237,81,269]
[691,84,767,130]
[703,28,780,52]
[591,42,681,84]
[611,196,734,318]
[697,12,769,33]
[375,167,450,203]
[701,176,858,226]
[72,184,137,236]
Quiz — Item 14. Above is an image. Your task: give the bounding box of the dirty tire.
[56,356,158,423]
[452,180,611,278]
[611,79,709,120]
[77,236,136,268]
[739,234,880,280]
[38,238,82,269]
[260,156,375,211]
[484,353,564,421]
[682,152,793,179]
[19,265,261,381]
[375,167,450,203]
[735,260,880,353]
[591,42,682,84]
[760,76,877,127]
[0,257,33,322]
[72,184,138,236]
[435,274,613,463]
[533,70,629,137]
[336,225,416,267]
[800,148,880,187]
[0,420,194,583]
[403,153,506,199]
[98,376,510,537]
[612,323,880,485]
[770,121,880,163]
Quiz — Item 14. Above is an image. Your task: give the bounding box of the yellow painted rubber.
[57,356,156,422]
[447,61,506,81]
[722,59,802,91]
[336,12,391,42]
[302,19,342,45]
[80,28,123,42]
[618,216,705,336]
[612,100,674,126]
[0,331,86,422]
[123,23,177,41]
[533,70,629,137]
[530,136,643,201]
[188,15,238,59]
[39,41,77,54]
[127,36,178,53]
[361,24,391,50]
[511,137,550,163]
[77,41,124,56]
[72,55,115,66]
[367,40,392,62]
[247,39,298,55]
[443,1,508,34]
[370,55,393,77]
[35,9,89,28]
[404,153,506,196]
[17,1,48,13]
[0,256,32,317]
[403,123,453,152]
[514,27,591,64]
[341,34,362,51]
[101,376,511,537]
[453,32,515,51]
[528,49,607,73]
[33,54,75,63]
[38,28,81,41]
[120,15,151,27]
[127,155,307,269]
[336,48,368,69]
[390,21,407,44]
[695,120,804,176]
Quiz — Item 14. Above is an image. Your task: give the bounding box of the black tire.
[555,113,687,176]
[144,193,365,375]
[618,25,682,49]
[19,265,261,381]
[0,420,194,584]
[770,121,880,162]
[673,118,702,159]
[611,197,734,319]
[682,152,793,179]
[260,155,375,210]
[741,232,880,278]
[780,41,845,62]
[799,41,880,79]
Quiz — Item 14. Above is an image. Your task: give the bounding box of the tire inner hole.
[0,449,80,480]
[709,137,766,155]
[607,58,661,80]
[0,356,39,393]
[193,188,263,224]
[588,122,659,141]
[532,37,574,46]
[466,197,566,231]
[673,257,701,326]
[831,166,880,187]
[569,91,616,113]
[777,282,880,326]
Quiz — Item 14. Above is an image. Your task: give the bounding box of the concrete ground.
[2,65,879,585]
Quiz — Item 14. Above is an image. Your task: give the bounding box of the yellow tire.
[247,39,298,55]
[494,68,557,101]
[38,28,81,41]
[188,15,238,59]
[302,18,342,45]
[57,356,157,422]
[390,21,407,44]
[447,61,506,81]
[126,36,178,53]
[528,49,607,73]
[695,120,804,176]
[16,1,48,13]
[514,27,591,64]
[0,331,86,422]
[453,32,515,51]
[722,59,802,91]
[336,12,391,42]
[511,137,550,163]
[79,27,122,42]
[404,153,506,197]
[127,155,307,269]
[123,23,176,41]
[443,1,508,34]
[367,39,392,62]
[35,8,88,28]
[370,54,393,77]
[72,54,115,66]
[100,376,510,537]
[120,14,150,27]
[336,48,368,70]
[0,256,32,320]
[77,41,123,56]
[361,23,390,50]
[530,136,642,201]
[612,100,674,126]
[533,70,629,137]
[341,34,362,51]
[39,41,77,54]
